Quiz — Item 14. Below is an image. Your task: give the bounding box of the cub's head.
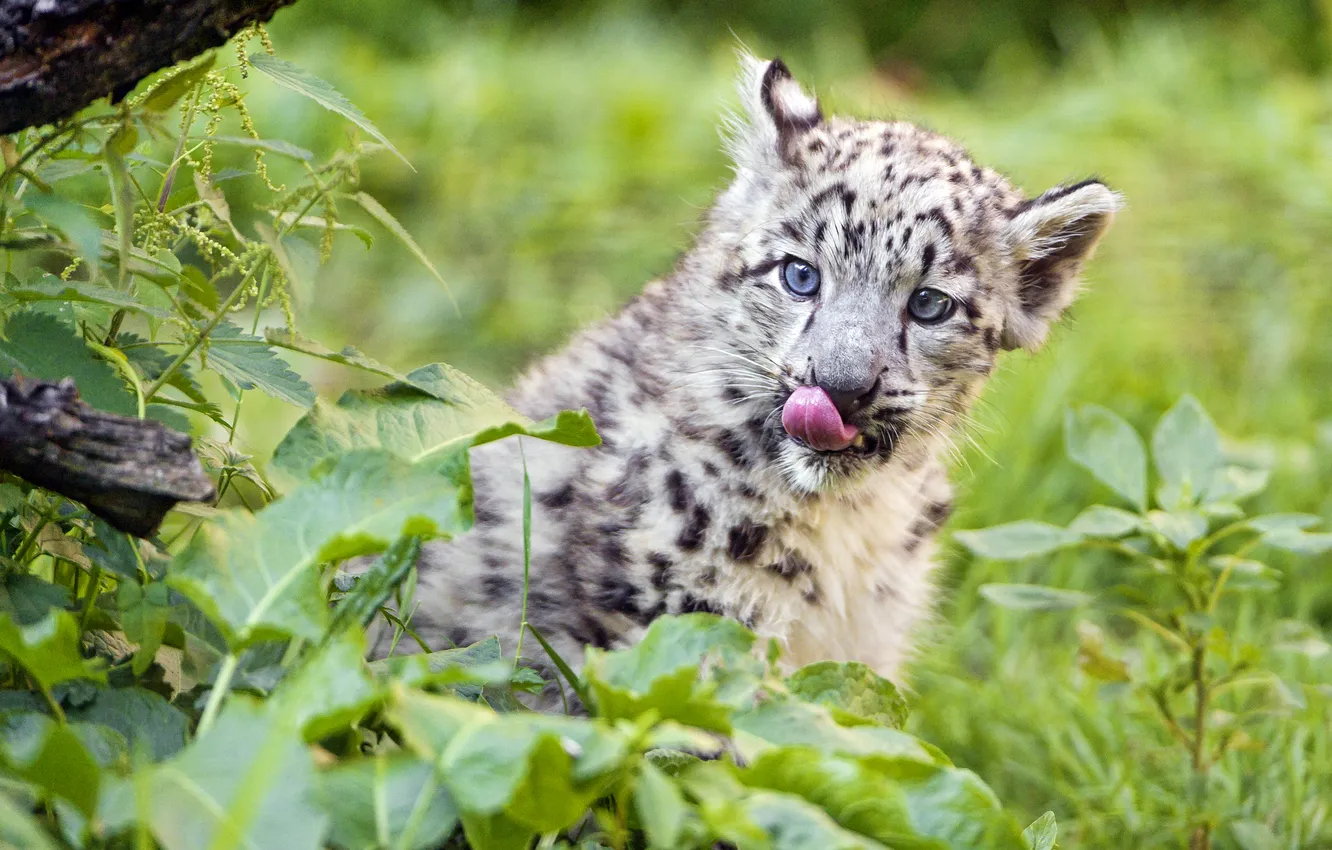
[699,56,1120,493]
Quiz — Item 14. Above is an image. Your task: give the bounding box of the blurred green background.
[226,1,1331,845]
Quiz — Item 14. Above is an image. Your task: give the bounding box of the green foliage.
[957,396,1330,849]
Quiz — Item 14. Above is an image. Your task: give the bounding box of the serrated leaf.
[1022,812,1057,850]
[1146,510,1209,551]
[169,449,471,648]
[979,584,1093,611]
[953,521,1081,560]
[0,309,135,415]
[271,362,599,483]
[5,274,169,317]
[329,535,422,634]
[22,192,102,276]
[264,327,427,389]
[635,761,688,849]
[0,610,104,691]
[317,755,459,850]
[203,321,315,407]
[1065,405,1147,510]
[269,630,380,741]
[1068,505,1142,538]
[247,53,411,168]
[350,191,446,290]
[141,52,216,111]
[100,697,327,850]
[119,581,170,675]
[785,661,908,729]
[1,573,72,626]
[1152,396,1223,508]
[104,134,134,285]
[65,686,189,762]
[0,789,60,850]
[210,134,313,161]
[0,712,102,816]
[84,518,146,580]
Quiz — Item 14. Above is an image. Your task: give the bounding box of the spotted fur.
[372,55,1120,701]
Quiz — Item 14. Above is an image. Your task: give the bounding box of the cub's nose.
[813,370,880,418]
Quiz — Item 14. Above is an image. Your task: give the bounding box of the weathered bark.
[0,376,215,537]
[0,0,297,134]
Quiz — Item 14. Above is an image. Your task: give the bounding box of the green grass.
[231,7,1332,847]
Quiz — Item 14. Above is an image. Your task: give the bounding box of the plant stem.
[78,565,103,633]
[38,684,67,724]
[513,439,532,670]
[143,254,266,402]
[13,500,62,563]
[196,652,239,735]
[1188,643,1212,850]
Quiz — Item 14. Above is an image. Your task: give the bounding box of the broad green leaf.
[1261,528,1332,555]
[264,327,436,391]
[65,686,189,761]
[979,584,1093,611]
[370,635,511,693]
[101,697,327,850]
[329,535,423,634]
[1247,513,1321,532]
[84,518,147,580]
[736,748,916,846]
[1230,819,1280,850]
[271,362,599,483]
[1022,812,1057,850]
[118,581,170,675]
[785,661,908,729]
[269,630,380,741]
[1205,466,1269,504]
[636,761,688,849]
[317,755,459,850]
[4,274,169,317]
[22,192,102,276]
[0,573,72,626]
[584,613,757,732]
[953,522,1081,560]
[169,449,472,648]
[1065,405,1147,510]
[0,309,135,415]
[1068,505,1142,538]
[246,53,411,168]
[203,322,316,408]
[459,811,536,850]
[1146,510,1208,551]
[1152,396,1223,508]
[0,789,60,850]
[0,712,102,816]
[141,52,216,111]
[0,610,104,691]
[104,131,134,286]
[1076,622,1131,682]
[350,191,447,290]
[0,483,25,512]
[732,697,944,766]
[210,134,314,161]
[722,789,894,850]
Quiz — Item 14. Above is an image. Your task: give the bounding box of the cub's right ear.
[729,54,822,169]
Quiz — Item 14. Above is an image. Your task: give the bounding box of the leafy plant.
[957,396,1331,850]
[0,23,1055,850]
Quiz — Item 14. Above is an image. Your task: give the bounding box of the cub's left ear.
[1000,180,1122,350]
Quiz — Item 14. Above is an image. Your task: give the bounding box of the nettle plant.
[957,396,1332,850]
[0,28,1063,850]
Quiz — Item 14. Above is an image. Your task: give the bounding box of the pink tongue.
[782,386,859,452]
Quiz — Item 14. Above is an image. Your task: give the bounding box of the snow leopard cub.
[383,55,1120,693]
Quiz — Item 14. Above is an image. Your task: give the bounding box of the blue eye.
[907,288,955,323]
[782,258,820,297]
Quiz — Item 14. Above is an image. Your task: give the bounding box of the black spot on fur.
[594,573,640,615]
[472,502,501,527]
[665,470,690,513]
[538,483,575,510]
[679,594,723,615]
[648,552,674,590]
[728,521,769,562]
[716,429,749,468]
[767,552,813,582]
[482,573,517,600]
[677,504,711,551]
[920,243,936,279]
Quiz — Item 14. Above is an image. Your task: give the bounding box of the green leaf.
[118,582,170,676]
[0,573,72,626]
[785,661,908,729]
[0,712,102,816]
[1261,528,1332,555]
[732,696,944,766]
[717,789,895,850]
[264,327,426,389]
[22,192,102,276]
[1205,465,1269,504]
[169,449,472,648]
[203,322,316,408]
[636,761,688,849]
[100,697,327,850]
[4,274,169,317]
[1152,395,1223,508]
[269,630,381,741]
[584,613,757,732]
[1146,510,1209,551]
[246,53,411,168]
[1230,820,1280,850]
[0,309,135,415]
[1065,405,1147,510]
[65,686,189,762]
[1068,505,1141,538]
[329,535,423,634]
[0,610,104,691]
[349,191,447,290]
[0,788,60,850]
[271,362,599,483]
[1022,812,1057,850]
[1247,513,1321,532]
[979,584,1093,611]
[209,135,313,161]
[317,755,459,850]
[953,522,1081,560]
[369,635,510,693]
[141,53,215,110]
[104,132,135,286]
[84,518,146,580]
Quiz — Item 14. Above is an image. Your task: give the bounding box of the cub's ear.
[729,54,822,169]
[1000,180,1122,351]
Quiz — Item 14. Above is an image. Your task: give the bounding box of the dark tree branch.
[0,377,215,537]
[0,0,297,134]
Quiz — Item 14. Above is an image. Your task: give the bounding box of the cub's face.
[705,58,1120,493]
